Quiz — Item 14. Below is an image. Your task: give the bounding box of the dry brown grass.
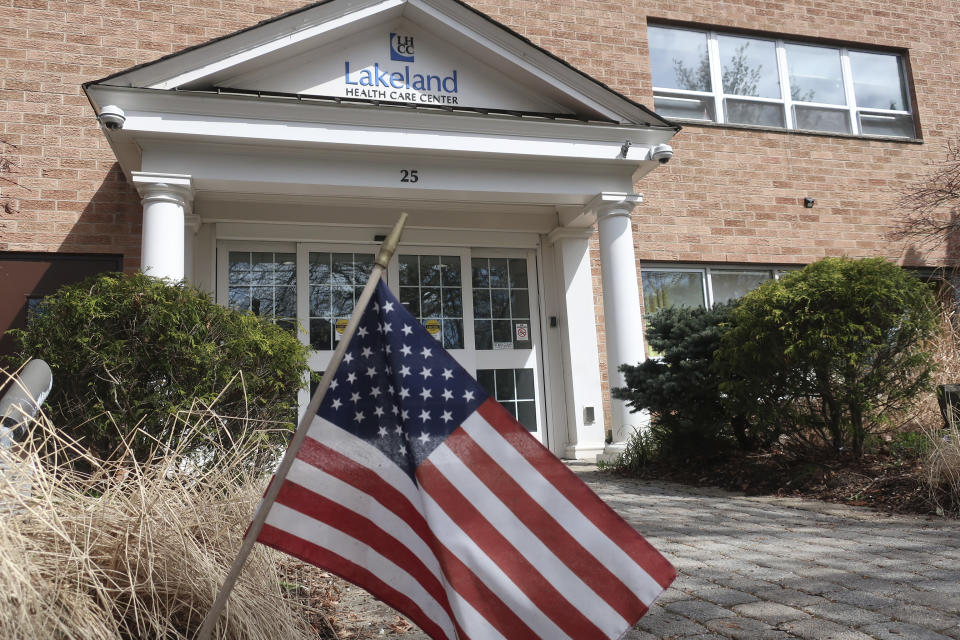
[921,313,960,515]
[0,404,336,640]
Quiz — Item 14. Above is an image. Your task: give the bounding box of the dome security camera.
[98,105,126,130]
[650,144,674,164]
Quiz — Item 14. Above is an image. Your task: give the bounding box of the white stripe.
[445,591,509,640]
[305,415,423,514]
[265,502,457,640]
[461,412,665,604]
[286,458,445,584]
[429,443,628,638]
[419,491,574,640]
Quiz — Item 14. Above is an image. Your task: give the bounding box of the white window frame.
[649,25,916,138]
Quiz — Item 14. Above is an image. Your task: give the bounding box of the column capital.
[586,192,643,220]
[546,226,594,245]
[131,172,194,213]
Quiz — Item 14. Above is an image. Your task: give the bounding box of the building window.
[228,251,297,331]
[471,257,531,351]
[648,25,916,138]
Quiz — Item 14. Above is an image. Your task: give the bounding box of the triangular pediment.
[91,0,673,126]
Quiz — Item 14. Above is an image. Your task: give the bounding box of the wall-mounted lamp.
[804,197,815,208]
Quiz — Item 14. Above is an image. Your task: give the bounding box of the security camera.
[98,105,126,130]
[650,144,674,164]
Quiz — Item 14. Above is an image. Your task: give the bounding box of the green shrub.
[9,273,310,464]
[612,302,770,459]
[715,257,939,456]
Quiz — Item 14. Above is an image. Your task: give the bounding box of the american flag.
[256,280,676,639]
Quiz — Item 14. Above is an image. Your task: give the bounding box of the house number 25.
[400,169,419,183]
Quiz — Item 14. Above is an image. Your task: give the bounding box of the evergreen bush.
[715,257,939,456]
[612,302,769,459]
[9,273,310,463]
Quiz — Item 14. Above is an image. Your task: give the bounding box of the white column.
[593,192,647,461]
[131,172,194,281]
[547,227,607,459]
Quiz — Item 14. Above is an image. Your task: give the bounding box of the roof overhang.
[84,0,679,209]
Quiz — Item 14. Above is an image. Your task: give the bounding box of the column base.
[596,441,627,465]
[562,442,607,461]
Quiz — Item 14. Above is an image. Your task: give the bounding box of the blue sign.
[390,33,414,62]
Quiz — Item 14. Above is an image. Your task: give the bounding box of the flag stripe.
[273,479,453,620]
[285,456,441,581]
[420,489,568,640]
[294,427,540,640]
[427,526,541,640]
[428,441,629,638]
[464,403,675,601]
[296,434,435,546]
[418,457,608,639]
[304,416,424,514]
[260,507,456,640]
[440,427,649,623]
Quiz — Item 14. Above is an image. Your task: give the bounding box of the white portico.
[83,0,677,460]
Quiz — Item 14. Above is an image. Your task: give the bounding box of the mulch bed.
[629,448,956,517]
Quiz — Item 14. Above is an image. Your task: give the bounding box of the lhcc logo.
[390,33,414,62]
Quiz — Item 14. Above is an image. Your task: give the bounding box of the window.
[477,368,537,431]
[649,25,916,138]
[471,257,531,351]
[641,265,793,320]
[307,251,374,350]
[398,254,464,349]
[228,251,297,331]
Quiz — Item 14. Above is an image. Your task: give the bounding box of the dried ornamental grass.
[0,408,330,640]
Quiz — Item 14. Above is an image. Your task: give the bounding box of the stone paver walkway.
[571,464,960,640]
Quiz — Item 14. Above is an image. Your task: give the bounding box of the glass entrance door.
[221,242,547,445]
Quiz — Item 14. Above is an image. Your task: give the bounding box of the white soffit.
[89,0,675,127]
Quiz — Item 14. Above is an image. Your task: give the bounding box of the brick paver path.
[571,464,960,640]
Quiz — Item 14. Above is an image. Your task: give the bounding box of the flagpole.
[196,212,408,640]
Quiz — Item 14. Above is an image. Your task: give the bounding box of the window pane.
[441,256,461,286]
[717,35,780,98]
[849,51,907,111]
[725,98,785,127]
[711,271,771,305]
[442,319,463,349]
[648,26,712,92]
[793,105,851,134]
[398,255,418,286]
[471,258,489,288]
[653,93,717,121]
[508,259,528,288]
[473,289,491,318]
[309,252,330,284]
[516,401,537,432]
[515,368,535,399]
[495,369,515,401]
[474,320,493,350]
[858,112,915,138]
[785,44,845,105]
[488,258,509,288]
[642,271,705,317]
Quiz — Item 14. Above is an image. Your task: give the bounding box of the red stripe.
[258,524,452,640]
[477,399,677,590]
[295,437,435,546]
[443,428,648,622]
[272,479,452,620]
[290,432,529,639]
[418,457,609,639]
[430,535,539,640]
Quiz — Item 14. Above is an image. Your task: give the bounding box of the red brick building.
[1,0,955,459]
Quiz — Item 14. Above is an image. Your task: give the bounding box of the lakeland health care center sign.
[222,20,573,114]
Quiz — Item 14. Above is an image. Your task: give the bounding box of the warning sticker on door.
[424,319,441,335]
[515,323,529,341]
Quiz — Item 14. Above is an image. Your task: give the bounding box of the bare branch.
[892,140,960,249]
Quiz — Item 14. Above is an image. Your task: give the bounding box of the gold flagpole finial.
[376,212,408,268]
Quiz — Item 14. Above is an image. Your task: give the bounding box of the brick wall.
[3,0,958,434]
